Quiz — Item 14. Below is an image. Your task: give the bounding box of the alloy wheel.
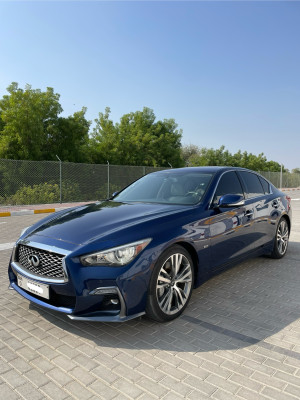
[156,253,193,315]
[276,219,289,256]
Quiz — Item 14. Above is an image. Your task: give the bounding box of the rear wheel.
[146,245,194,322]
[270,217,289,259]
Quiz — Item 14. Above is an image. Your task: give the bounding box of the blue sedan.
[8,167,292,322]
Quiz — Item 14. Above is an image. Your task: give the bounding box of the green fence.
[0,158,299,206]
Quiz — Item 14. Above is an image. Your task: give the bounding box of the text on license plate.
[17,274,50,299]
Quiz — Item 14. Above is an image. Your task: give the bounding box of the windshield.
[113,171,214,205]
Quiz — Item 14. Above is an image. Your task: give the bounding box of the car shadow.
[30,240,300,356]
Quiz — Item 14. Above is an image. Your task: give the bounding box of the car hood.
[26,201,187,245]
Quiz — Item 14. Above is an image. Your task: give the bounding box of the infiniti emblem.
[28,254,40,268]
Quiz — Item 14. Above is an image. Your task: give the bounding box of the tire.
[146,245,194,322]
[270,217,290,259]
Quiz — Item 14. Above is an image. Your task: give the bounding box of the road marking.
[0,222,7,224]
[0,242,15,251]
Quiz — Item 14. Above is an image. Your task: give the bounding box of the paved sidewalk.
[0,203,299,399]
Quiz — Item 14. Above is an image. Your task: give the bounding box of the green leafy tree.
[0,83,91,163]
[181,145,283,171]
[0,82,62,160]
[91,107,183,167]
[46,108,91,162]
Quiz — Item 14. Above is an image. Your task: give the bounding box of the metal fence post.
[107,161,110,199]
[56,155,62,203]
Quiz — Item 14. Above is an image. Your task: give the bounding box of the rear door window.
[258,176,271,194]
[238,171,265,198]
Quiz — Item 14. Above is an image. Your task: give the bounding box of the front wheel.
[270,217,290,259]
[146,245,194,322]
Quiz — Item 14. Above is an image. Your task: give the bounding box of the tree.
[292,168,300,174]
[0,82,62,160]
[91,107,184,167]
[45,108,91,162]
[181,144,283,171]
[0,83,91,163]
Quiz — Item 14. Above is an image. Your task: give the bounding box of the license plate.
[17,274,50,300]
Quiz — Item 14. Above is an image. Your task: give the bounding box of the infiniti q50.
[8,167,292,322]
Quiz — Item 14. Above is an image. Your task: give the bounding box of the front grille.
[17,244,65,279]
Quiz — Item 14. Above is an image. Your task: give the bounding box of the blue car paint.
[8,167,291,321]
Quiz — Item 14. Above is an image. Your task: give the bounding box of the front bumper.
[8,239,149,322]
[8,280,144,322]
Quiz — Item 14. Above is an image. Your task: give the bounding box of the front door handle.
[244,210,254,218]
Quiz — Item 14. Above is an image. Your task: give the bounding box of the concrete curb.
[0,208,57,218]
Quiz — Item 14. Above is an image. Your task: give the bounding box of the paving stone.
[0,358,12,374]
[212,388,240,400]
[228,373,264,393]
[92,365,119,384]
[89,380,120,400]
[261,386,299,400]
[157,363,187,381]
[236,387,265,400]
[40,381,69,400]
[205,373,240,394]
[70,366,96,386]
[17,345,39,362]
[113,378,144,398]
[160,376,193,397]
[251,370,287,390]
[183,375,217,397]
[15,382,44,400]
[2,368,27,388]
[52,355,77,372]
[31,356,54,373]
[24,368,51,388]
[136,363,166,381]
[0,382,20,400]
[284,383,300,398]
[137,377,169,397]
[73,354,98,371]
[47,367,74,387]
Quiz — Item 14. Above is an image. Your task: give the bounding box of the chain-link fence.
[0,158,299,206]
[0,158,166,205]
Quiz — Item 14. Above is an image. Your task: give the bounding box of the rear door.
[238,171,275,249]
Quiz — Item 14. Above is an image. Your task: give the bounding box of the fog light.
[89,287,118,296]
[110,299,119,305]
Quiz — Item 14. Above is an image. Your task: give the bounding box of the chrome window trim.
[209,169,273,209]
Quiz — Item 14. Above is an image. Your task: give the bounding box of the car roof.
[153,166,250,174]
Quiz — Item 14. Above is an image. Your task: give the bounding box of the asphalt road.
[0,195,300,399]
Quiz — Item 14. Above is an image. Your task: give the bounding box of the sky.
[0,1,299,170]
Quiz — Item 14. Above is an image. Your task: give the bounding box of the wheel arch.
[282,214,291,235]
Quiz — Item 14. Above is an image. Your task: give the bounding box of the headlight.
[80,239,152,267]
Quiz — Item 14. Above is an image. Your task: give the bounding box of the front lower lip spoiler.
[67,311,145,322]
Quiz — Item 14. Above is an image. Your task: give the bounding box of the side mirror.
[112,191,120,198]
[217,194,245,208]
